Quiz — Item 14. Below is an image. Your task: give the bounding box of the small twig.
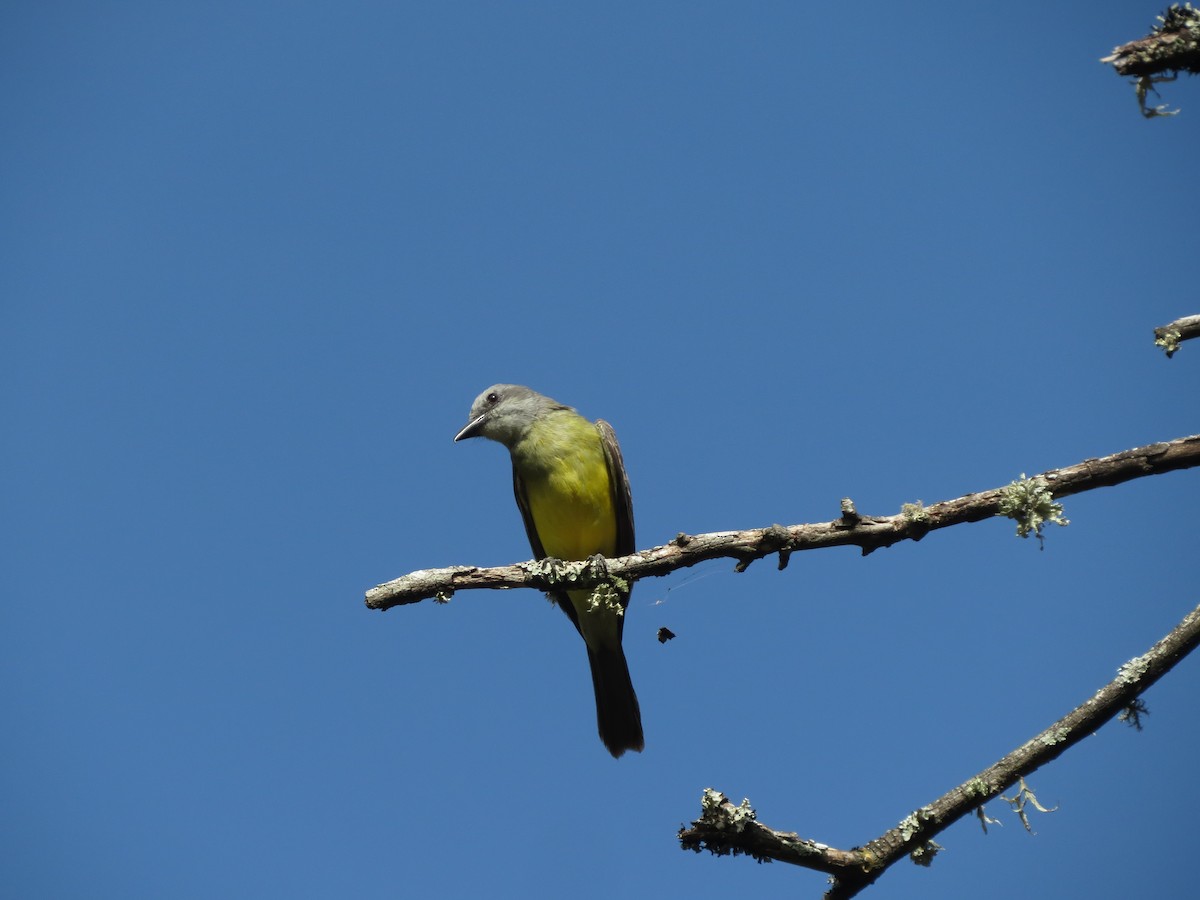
[678,602,1200,898]
[365,435,1200,611]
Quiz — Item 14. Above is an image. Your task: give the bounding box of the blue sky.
[3,3,1198,898]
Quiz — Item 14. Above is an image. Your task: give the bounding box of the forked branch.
[678,601,1200,898]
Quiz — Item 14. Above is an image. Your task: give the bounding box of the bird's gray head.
[453,383,562,448]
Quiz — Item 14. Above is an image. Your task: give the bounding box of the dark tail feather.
[587,644,644,757]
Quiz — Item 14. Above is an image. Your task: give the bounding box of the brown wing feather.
[596,419,635,557]
[511,463,547,559]
[596,418,635,640]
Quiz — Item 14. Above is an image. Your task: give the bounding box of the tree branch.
[1102,3,1200,77]
[1102,4,1200,117]
[677,601,1200,898]
[1154,314,1200,358]
[365,434,1200,612]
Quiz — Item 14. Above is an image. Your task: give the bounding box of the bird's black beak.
[453,414,487,442]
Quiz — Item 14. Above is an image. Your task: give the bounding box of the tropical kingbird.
[454,384,644,757]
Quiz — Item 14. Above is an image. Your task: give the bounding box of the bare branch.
[678,601,1200,898]
[365,435,1200,612]
[1154,314,1200,358]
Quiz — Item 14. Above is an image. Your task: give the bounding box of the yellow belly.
[525,470,616,561]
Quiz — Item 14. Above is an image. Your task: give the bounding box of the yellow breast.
[515,412,617,561]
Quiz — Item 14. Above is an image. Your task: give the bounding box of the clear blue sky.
[3,3,1198,898]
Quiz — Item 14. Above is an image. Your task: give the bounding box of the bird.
[454,384,643,757]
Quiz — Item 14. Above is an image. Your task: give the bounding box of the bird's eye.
[486,392,499,404]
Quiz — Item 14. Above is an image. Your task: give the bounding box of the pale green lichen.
[1135,73,1181,118]
[996,474,1069,545]
[898,807,935,841]
[1118,698,1149,731]
[524,556,628,615]
[1117,654,1151,683]
[1153,2,1200,36]
[901,501,928,523]
[524,556,601,586]
[976,805,1003,834]
[700,788,756,833]
[724,797,757,832]
[585,581,626,616]
[1000,777,1057,833]
[1155,327,1183,356]
[964,778,990,798]
[700,787,724,811]
[910,840,942,867]
[1038,727,1070,746]
[524,556,569,582]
